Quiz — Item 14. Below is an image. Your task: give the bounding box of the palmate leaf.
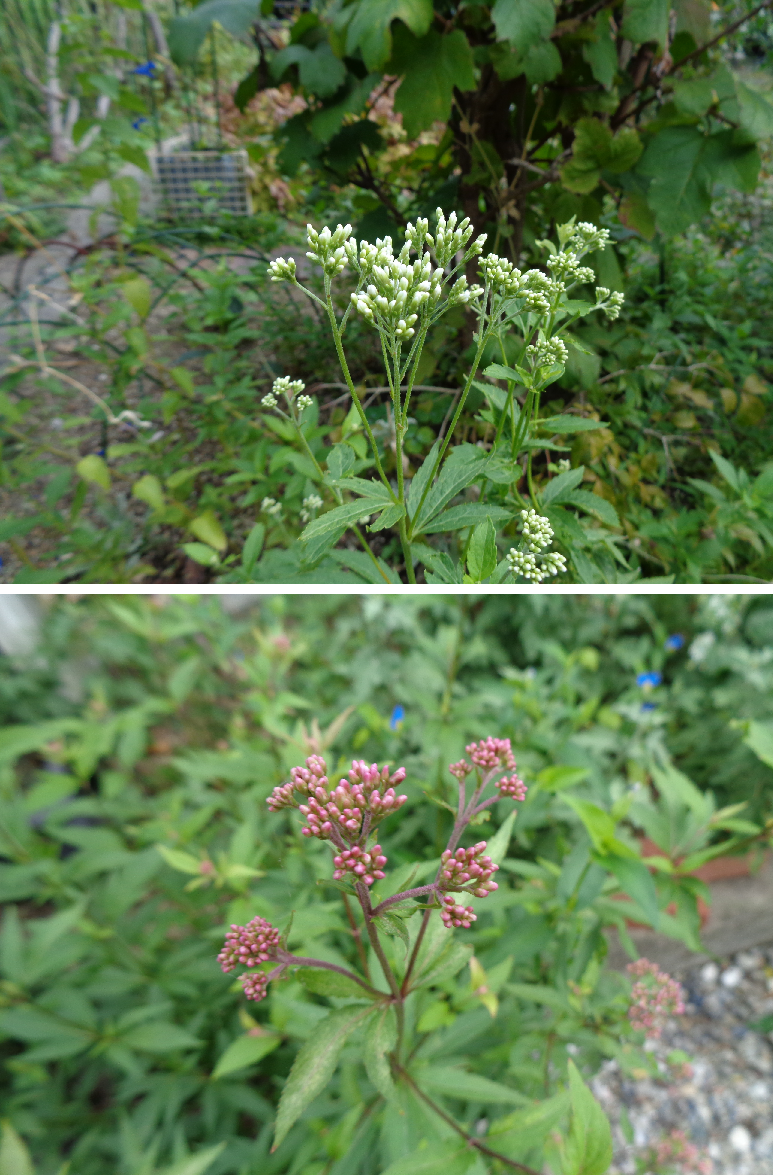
[342,0,433,71]
[272,1004,376,1150]
[392,30,476,139]
[491,0,554,50]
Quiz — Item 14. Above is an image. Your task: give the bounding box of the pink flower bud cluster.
[466,737,516,770]
[496,772,527,801]
[627,958,686,1038]
[645,1130,712,1174]
[267,754,329,812]
[449,759,473,780]
[240,971,270,1002]
[218,916,281,973]
[347,760,407,793]
[440,895,477,928]
[439,842,499,898]
[297,766,407,842]
[333,844,387,886]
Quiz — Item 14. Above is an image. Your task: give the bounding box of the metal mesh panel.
[154,150,253,218]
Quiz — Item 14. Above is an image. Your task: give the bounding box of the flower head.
[665,633,684,651]
[269,757,407,847]
[333,843,387,886]
[627,958,685,1038]
[218,916,281,973]
[496,772,527,801]
[466,736,516,771]
[268,256,296,282]
[440,895,476,929]
[240,971,270,1002]
[390,704,405,731]
[306,222,352,276]
[637,671,662,689]
[439,841,499,898]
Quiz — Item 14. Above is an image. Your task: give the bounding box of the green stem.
[398,516,416,584]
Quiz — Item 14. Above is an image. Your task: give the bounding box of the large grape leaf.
[621,0,669,47]
[392,30,475,140]
[342,0,434,71]
[491,0,555,50]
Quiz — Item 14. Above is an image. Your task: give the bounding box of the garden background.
[1,592,773,1174]
[1,2,773,583]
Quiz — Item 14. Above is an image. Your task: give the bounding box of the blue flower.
[390,704,405,731]
[636,671,662,689]
[665,634,684,651]
[641,702,656,712]
[132,117,149,130]
[132,61,156,77]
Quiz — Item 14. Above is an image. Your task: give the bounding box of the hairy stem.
[283,953,385,999]
[343,892,372,979]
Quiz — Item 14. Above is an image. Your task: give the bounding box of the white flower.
[261,392,278,408]
[688,631,716,664]
[305,223,353,276]
[525,337,568,368]
[506,510,565,583]
[273,376,305,400]
[296,394,313,411]
[261,497,282,517]
[268,256,296,282]
[300,494,323,522]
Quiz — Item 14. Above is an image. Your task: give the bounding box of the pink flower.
[218,916,281,973]
[496,772,527,801]
[267,754,329,811]
[240,971,270,1002]
[333,844,388,886]
[626,958,686,1038]
[644,1129,712,1174]
[449,759,473,780]
[439,841,499,898]
[440,895,476,929]
[465,737,516,771]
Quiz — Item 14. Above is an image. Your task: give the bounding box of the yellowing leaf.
[156,844,202,874]
[132,474,166,511]
[719,387,737,413]
[76,454,111,491]
[189,511,227,552]
[0,1121,35,1175]
[743,374,768,398]
[737,393,766,426]
[122,276,152,320]
[672,410,697,430]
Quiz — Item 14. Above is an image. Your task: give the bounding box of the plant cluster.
[0,595,772,1175]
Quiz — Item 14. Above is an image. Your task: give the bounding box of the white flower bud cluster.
[296,395,313,410]
[305,222,353,276]
[478,254,555,311]
[262,497,282,517]
[507,510,567,582]
[547,251,594,285]
[300,494,323,522]
[350,238,443,340]
[424,209,486,268]
[268,256,296,282]
[595,287,625,320]
[273,376,306,400]
[261,392,278,408]
[525,337,568,368]
[564,222,610,257]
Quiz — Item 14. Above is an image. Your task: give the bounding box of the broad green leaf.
[189,511,227,552]
[561,119,642,194]
[483,363,526,385]
[537,765,590,791]
[488,1091,570,1155]
[132,474,165,511]
[121,1021,201,1052]
[380,1143,478,1175]
[538,416,608,433]
[562,1059,613,1175]
[708,449,741,492]
[295,966,375,1000]
[211,1032,280,1079]
[327,442,356,481]
[364,1004,397,1099]
[369,503,406,532]
[466,518,497,582]
[122,277,152,320]
[76,455,110,491]
[506,983,571,1012]
[492,0,555,50]
[344,0,434,71]
[418,1065,530,1106]
[407,439,441,521]
[273,1004,376,1150]
[242,523,265,573]
[168,1,261,65]
[621,0,669,47]
[566,489,620,529]
[744,721,773,768]
[583,11,617,89]
[736,80,773,139]
[420,504,512,535]
[414,445,489,527]
[301,500,379,543]
[414,939,474,990]
[155,1143,227,1175]
[182,543,220,568]
[0,1120,34,1175]
[486,810,517,865]
[597,854,660,930]
[374,911,411,949]
[393,30,476,140]
[540,467,585,506]
[156,845,202,875]
[562,797,633,858]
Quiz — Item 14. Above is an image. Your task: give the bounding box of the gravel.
[594,945,773,1174]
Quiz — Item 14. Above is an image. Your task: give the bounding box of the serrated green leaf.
[76,455,110,491]
[120,1021,201,1052]
[596,854,660,931]
[412,939,473,990]
[272,1004,376,1150]
[295,966,375,1000]
[538,416,608,434]
[301,500,378,543]
[418,1065,530,1106]
[492,0,555,50]
[364,1004,397,1100]
[0,1120,35,1175]
[211,1032,280,1079]
[393,30,476,139]
[540,467,586,506]
[563,1059,613,1175]
[566,489,620,529]
[420,504,512,535]
[466,517,497,582]
[407,439,441,522]
[374,911,411,949]
[156,845,202,875]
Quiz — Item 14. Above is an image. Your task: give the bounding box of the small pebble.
[51,417,64,430]
[729,1125,752,1153]
[721,966,743,988]
[749,1080,769,1100]
[701,962,719,986]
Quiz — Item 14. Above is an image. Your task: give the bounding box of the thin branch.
[394,1063,543,1175]
[282,952,385,998]
[371,884,438,918]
